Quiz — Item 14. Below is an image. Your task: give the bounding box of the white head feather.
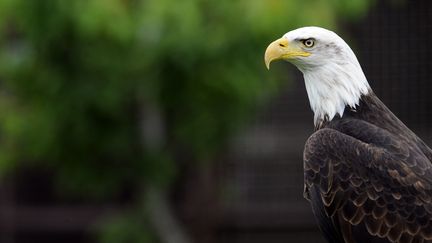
[283,26,370,125]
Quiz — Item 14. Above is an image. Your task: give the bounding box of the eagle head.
[264,26,370,125]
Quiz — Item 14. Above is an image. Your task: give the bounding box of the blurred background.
[0,0,431,242]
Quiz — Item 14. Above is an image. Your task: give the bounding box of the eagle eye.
[302,38,315,48]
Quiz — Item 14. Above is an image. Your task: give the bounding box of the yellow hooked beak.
[264,37,311,69]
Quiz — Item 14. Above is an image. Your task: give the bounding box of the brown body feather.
[304,92,432,243]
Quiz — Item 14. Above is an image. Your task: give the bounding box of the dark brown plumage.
[304,92,432,243]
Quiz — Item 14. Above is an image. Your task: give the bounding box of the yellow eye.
[302,39,315,48]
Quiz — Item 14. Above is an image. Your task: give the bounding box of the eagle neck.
[300,61,370,127]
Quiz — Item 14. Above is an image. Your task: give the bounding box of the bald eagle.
[265,27,432,243]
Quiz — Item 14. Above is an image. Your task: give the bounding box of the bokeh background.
[0,0,431,242]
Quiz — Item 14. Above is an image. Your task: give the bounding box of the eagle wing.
[304,119,432,243]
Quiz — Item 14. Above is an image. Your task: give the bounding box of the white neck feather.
[281,26,371,125]
[299,60,370,125]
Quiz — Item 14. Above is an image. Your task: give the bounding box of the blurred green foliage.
[0,0,371,242]
[97,212,156,243]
